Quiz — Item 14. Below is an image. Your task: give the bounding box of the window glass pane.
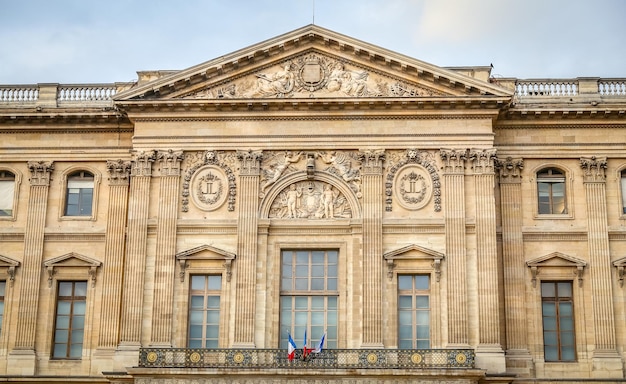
[399,340,413,349]
[56,315,70,329]
[0,281,5,296]
[398,325,412,339]
[189,311,203,323]
[311,296,324,310]
[191,276,205,290]
[543,317,557,331]
[71,330,84,343]
[55,330,69,343]
[73,301,86,315]
[327,296,337,309]
[206,311,219,323]
[327,265,338,278]
[310,278,324,290]
[416,296,429,309]
[59,282,74,296]
[416,339,430,349]
[74,282,87,296]
[543,331,557,345]
[416,325,429,339]
[559,317,574,331]
[311,311,324,325]
[280,296,292,310]
[327,250,338,264]
[542,302,556,316]
[295,297,308,310]
[557,282,572,297]
[415,275,429,290]
[398,311,412,325]
[327,278,337,291]
[295,265,308,277]
[206,326,219,338]
[311,265,324,277]
[189,324,202,338]
[541,283,555,298]
[0,180,15,214]
[188,339,202,348]
[561,347,575,361]
[190,296,204,309]
[57,301,72,315]
[311,251,324,264]
[398,296,412,309]
[53,344,67,358]
[295,278,308,290]
[205,339,218,348]
[544,346,558,361]
[69,344,82,359]
[416,311,430,325]
[207,296,220,309]
[621,172,626,213]
[296,251,308,264]
[71,315,85,329]
[207,276,222,290]
[398,275,413,290]
[559,302,572,316]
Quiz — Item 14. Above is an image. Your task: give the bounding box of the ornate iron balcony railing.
[139,347,475,369]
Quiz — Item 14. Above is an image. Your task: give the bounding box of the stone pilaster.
[580,156,623,377]
[358,149,385,348]
[439,149,468,346]
[97,160,131,349]
[9,161,53,374]
[151,150,183,345]
[496,157,533,375]
[120,151,155,347]
[233,150,262,348]
[470,149,505,373]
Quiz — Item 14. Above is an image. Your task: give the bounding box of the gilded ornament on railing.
[269,181,351,219]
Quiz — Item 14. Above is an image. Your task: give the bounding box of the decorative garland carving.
[182,151,236,212]
[385,149,440,212]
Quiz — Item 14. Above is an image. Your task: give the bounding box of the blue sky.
[1,0,625,84]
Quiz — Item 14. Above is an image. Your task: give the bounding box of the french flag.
[314,332,326,353]
[287,333,297,361]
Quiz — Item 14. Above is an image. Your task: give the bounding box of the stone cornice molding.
[237,150,263,176]
[156,149,184,177]
[495,157,524,183]
[526,251,587,288]
[580,156,607,183]
[383,244,444,282]
[440,149,467,174]
[106,159,132,186]
[469,148,497,174]
[358,149,385,175]
[131,150,156,177]
[27,160,54,186]
[176,244,236,283]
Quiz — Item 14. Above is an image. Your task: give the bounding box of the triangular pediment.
[383,244,444,261]
[114,25,511,102]
[44,252,101,268]
[0,254,20,268]
[526,251,587,268]
[175,244,236,261]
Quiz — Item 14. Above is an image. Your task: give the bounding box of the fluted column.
[14,161,53,350]
[469,149,501,346]
[440,149,468,346]
[496,157,533,372]
[359,149,385,348]
[233,150,262,347]
[120,151,155,345]
[97,160,131,348]
[580,157,618,353]
[151,150,183,345]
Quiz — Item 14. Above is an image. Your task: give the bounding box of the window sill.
[59,216,95,221]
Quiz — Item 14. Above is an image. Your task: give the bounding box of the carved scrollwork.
[182,151,236,212]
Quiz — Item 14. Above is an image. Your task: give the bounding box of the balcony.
[138,347,475,370]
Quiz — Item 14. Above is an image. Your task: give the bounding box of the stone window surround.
[0,166,22,221]
[57,165,101,221]
[530,163,575,220]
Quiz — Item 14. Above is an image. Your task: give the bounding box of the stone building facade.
[0,25,625,383]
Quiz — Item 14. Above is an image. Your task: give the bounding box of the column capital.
[106,159,132,186]
[237,150,263,176]
[131,150,156,177]
[27,161,54,186]
[440,148,467,174]
[358,149,385,175]
[156,149,184,177]
[495,157,524,183]
[469,148,497,175]
[580,156,607,183]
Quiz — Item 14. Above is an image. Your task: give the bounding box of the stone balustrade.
[515,79,578,97]
[0,83,133,107]
[57,84,117,102]
[0,85,39,103]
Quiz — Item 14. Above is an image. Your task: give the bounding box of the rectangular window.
[0,281,5,334]
[541,281,575,362]
[621,171,626,214]
[280,250,338,349]
[188,275,221,348]
[53,281,87,359]
[537,169,566,214]
[398,275,430,349]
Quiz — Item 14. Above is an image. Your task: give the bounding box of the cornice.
[500,108,625,120]
[495,123,626,130]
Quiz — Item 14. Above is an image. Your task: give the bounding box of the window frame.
[58,167,100,221]
[51,280,88,360]
[279,249,339,350]
[187,274,223,349]
[532,165,574,219]
[619,169,626,216]
[540,281,576,362]
[397,274,431,349]
[0,168,22,221]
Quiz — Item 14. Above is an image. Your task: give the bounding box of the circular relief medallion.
[233,352,245,364]
[366,353,378,364]
[455,353,467,364]
[190,165,228,211]
[393,165,433,210]
[146,351,158,363]
[411,353,423,364]
[189,351,202,363]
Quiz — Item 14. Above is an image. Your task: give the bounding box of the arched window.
[537,168,566,214]
[0,171,15,217]
[65,171,94,216]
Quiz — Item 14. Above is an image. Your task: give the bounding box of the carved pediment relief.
[44,252,101,287]
[180,51,445,100]
[176,244,236,282]
[526,251,587,287]
[269,180,352,220]
[383,244,444,281]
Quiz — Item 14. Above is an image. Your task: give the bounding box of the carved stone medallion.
[190,165,228,211]
[394,165,433,210]
[269,181,352,219]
